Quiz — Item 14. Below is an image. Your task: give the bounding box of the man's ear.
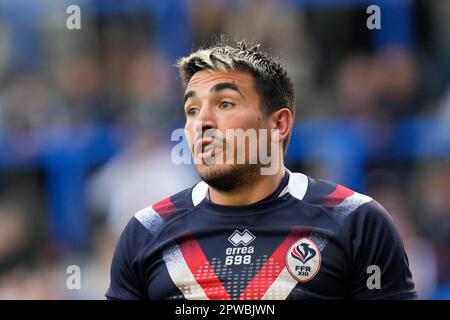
[268,108,293,144]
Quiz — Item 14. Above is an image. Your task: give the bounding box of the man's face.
[184,70,271,191]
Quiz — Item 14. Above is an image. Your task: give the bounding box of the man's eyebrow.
[210,82,243,97]
[184,90,196,103]
[184,82,243,103]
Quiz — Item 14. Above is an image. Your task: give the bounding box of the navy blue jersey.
[106,170,417,300]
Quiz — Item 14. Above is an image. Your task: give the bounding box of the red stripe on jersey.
[324,184,355,206]
[239,229,300,300]
[152,197,176,219]
[179,234,231,300]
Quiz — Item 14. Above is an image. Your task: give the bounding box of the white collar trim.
[279,169,309,200]
[191,181,209,206]
[190,169,309,207]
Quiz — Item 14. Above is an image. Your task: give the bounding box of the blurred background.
[0,0,448,299]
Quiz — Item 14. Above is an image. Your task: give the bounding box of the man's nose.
[196,104,217,131]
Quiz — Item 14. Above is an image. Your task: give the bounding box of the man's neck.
[208,167,286,206]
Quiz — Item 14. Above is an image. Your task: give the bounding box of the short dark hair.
[176,37,295,154]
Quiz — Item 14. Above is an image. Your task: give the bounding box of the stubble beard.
[191,127,274,192]
[195,162,261,192]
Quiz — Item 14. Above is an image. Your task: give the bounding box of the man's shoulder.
[286,171,366,205]
[131,183,202,236]
[303,176,371,205]
[289,172,381,224]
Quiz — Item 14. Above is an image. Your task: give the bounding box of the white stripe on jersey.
[134,206,164,235]
[334,192,373,221]
[262,267,299,300]
[162,244,209,300]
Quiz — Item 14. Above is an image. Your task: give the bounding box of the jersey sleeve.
[343,200,417,299]
[105,217,152,300]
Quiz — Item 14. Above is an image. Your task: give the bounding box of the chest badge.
[285,237,321,282]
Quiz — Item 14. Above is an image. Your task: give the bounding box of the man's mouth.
[202,143,215,153]
[194,138,224,160]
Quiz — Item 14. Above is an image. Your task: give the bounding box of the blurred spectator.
[53,55,105,125]
[87,125,198,237]
[366,170,439,299]
[0,200,61,299]
[414,161,450,289]
[415,161,450,244]
[371,46,418,119]
[0,202,29,275]
[335,46,418,121]
[125,49,182,127]
[0,72,69,133]
[336,54,378,120]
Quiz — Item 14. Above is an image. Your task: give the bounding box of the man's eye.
[219,101,234,109]
[186,107,199,116]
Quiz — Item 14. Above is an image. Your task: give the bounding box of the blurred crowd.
[0,0,448,299]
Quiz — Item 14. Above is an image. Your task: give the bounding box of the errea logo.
[225,230,255,266]
[228,229,256,246]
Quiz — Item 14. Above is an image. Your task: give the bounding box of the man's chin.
[196,163,258,192]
